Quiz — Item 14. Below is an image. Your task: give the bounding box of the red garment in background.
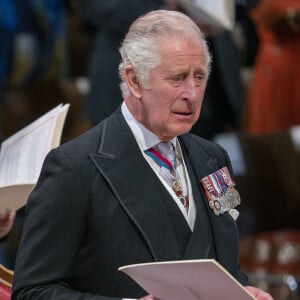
[244,0,300,134]
[0,283,11,300]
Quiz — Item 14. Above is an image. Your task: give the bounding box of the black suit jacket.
[12,107,248,299]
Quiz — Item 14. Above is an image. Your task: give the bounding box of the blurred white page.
[0,103,69,213]
[290,125,300,151]
[176,0,235,30]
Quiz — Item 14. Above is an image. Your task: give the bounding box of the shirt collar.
[121,102,177,151]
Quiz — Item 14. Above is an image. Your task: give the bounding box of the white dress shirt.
[121,102,196,230]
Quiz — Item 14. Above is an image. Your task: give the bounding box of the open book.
[176,0,235,31]
[0,103,70,215]
[119,259,255,300]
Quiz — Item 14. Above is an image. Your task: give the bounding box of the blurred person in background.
[0,0,70,268]
[0,0,18,129]
[0,0,71,138]
[80,0,165,126]
[244,0,300,134]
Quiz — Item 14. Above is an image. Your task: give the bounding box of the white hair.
[119,10,212,96]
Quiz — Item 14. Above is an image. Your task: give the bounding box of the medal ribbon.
[201,167,235,198]
[145,148,174,170]
[212,171,228,195]
[200,167,240,215]
[145,146,189,211]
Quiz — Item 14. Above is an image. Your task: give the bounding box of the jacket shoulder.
[182,133,226,157]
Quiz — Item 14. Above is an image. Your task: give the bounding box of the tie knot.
[156,141,174,166]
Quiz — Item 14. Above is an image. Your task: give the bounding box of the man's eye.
[172,75,184,81]
[195,74,205,81]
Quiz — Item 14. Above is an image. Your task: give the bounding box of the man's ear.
[124,65,142,98]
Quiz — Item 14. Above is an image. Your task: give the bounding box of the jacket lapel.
[89,109,181,261]
[179,135,240,275]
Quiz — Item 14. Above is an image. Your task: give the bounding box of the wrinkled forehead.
[156,36,208,64]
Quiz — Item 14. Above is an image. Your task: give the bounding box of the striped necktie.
[145,141,189,211]
[156,141,175,187]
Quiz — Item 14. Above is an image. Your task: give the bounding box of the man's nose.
[182,77,197,100]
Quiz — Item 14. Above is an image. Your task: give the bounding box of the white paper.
[0,103,69,213]
[176,0,235,30]
[119,259,255,300]
[0,104,68,187]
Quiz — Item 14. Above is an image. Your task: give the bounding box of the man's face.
[137,38,208,141]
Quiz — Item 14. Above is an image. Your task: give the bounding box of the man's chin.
[170,125,194,137]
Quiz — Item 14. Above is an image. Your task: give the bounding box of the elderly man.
[12,10,273,300]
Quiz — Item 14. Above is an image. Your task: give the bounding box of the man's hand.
[246,286,274,300]
[0,211,16,239]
